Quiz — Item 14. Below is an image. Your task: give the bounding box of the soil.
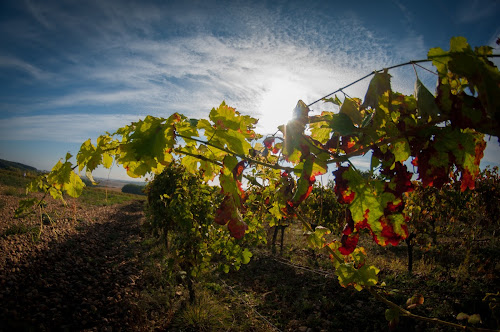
[0,186,151,331]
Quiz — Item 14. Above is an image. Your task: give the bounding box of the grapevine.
[16,36,500,330]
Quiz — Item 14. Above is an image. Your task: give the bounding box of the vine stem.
[38,205,43,239]
[293,210,344,264]
[175,147,265,188]
[367,288,497,332]
[174,148,223,167]
[176,133,295,173]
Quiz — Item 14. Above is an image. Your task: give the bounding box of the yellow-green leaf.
[340,97,363,125]
[63,172,85,198]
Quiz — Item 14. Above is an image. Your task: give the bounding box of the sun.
[258,77,306,134]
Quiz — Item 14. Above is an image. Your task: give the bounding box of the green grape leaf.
[338,166,409,249]
[176,118,199,137]
[310,126,332,144]
[293,99,310,123]
[307,226,331,249]
[197,118,213,131]
[218,129,252,156]
[199,158,218,182]
[118,114,177,177]
[289,157,326,208]
[188,118,199,127]
[350,247,367,266]
[336,263,358,289]
[390,139,410,163]
[14,198,38,218]
[77,139,98,173]
[385,308,400,322]
[342,168,385,229]
[241,248,252,264]
[180,144,200,173]
[63,172,85,198]
[447,49,500,136]
[47,160,72,189]
[309,113,334,144]
[27,176,45,193]
[428,47,450,76]
[449,36,470,52]
[293,157,328,179]
[386,308,400,330]
[48,187,64,201]
[209,101,258,139]
[323,95,342,106]
[102,153,113,169]
[269,203,284,221]
[282,101,311,162]
[414,78,440,120]
[361,71,392,110]
[219,156,242,204]
[336,262,379,291]
[330,113,357,136]
[468,314,481,325]
[340,97,363,125]
[357,264,380,287]
[210,101,241,130]
[370,154,380,171]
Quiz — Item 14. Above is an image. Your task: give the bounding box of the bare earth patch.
[0,185,153,331]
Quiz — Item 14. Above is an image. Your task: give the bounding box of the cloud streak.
[0,0,489,145]
[3,0,432,140]
[0,55,48,80]
[0,114,140,143]
[456,0,498,23]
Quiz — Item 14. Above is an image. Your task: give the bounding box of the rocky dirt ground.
[0,186,154,331]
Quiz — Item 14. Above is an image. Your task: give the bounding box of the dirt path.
[0,198,149,331]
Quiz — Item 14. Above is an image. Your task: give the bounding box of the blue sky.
[0,0,499,180]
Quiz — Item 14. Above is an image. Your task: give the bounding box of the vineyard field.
[1,173,498,331]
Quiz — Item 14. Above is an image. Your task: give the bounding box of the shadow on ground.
[0,200,148,331]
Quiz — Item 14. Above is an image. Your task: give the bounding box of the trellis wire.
[218,278,283,332]
[307,54,500,108]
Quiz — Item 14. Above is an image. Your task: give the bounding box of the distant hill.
[0,159,147,190]
[0,159,38,172]
[82,176,147,191]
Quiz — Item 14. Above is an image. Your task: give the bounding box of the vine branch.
[307,53,500,107]
[368,288,497,332]
[176,133,295,173]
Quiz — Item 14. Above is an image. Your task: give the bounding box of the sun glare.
[258,78,305,134]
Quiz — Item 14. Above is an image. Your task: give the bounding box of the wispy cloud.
[0,55,48,80]
[24,0,53,29]
[1,0,436,142]
[0,114,140,142]
[456,0,498,23]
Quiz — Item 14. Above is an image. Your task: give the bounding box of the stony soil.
[0,186,152,331]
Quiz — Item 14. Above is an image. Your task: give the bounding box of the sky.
[0,0,499,181]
